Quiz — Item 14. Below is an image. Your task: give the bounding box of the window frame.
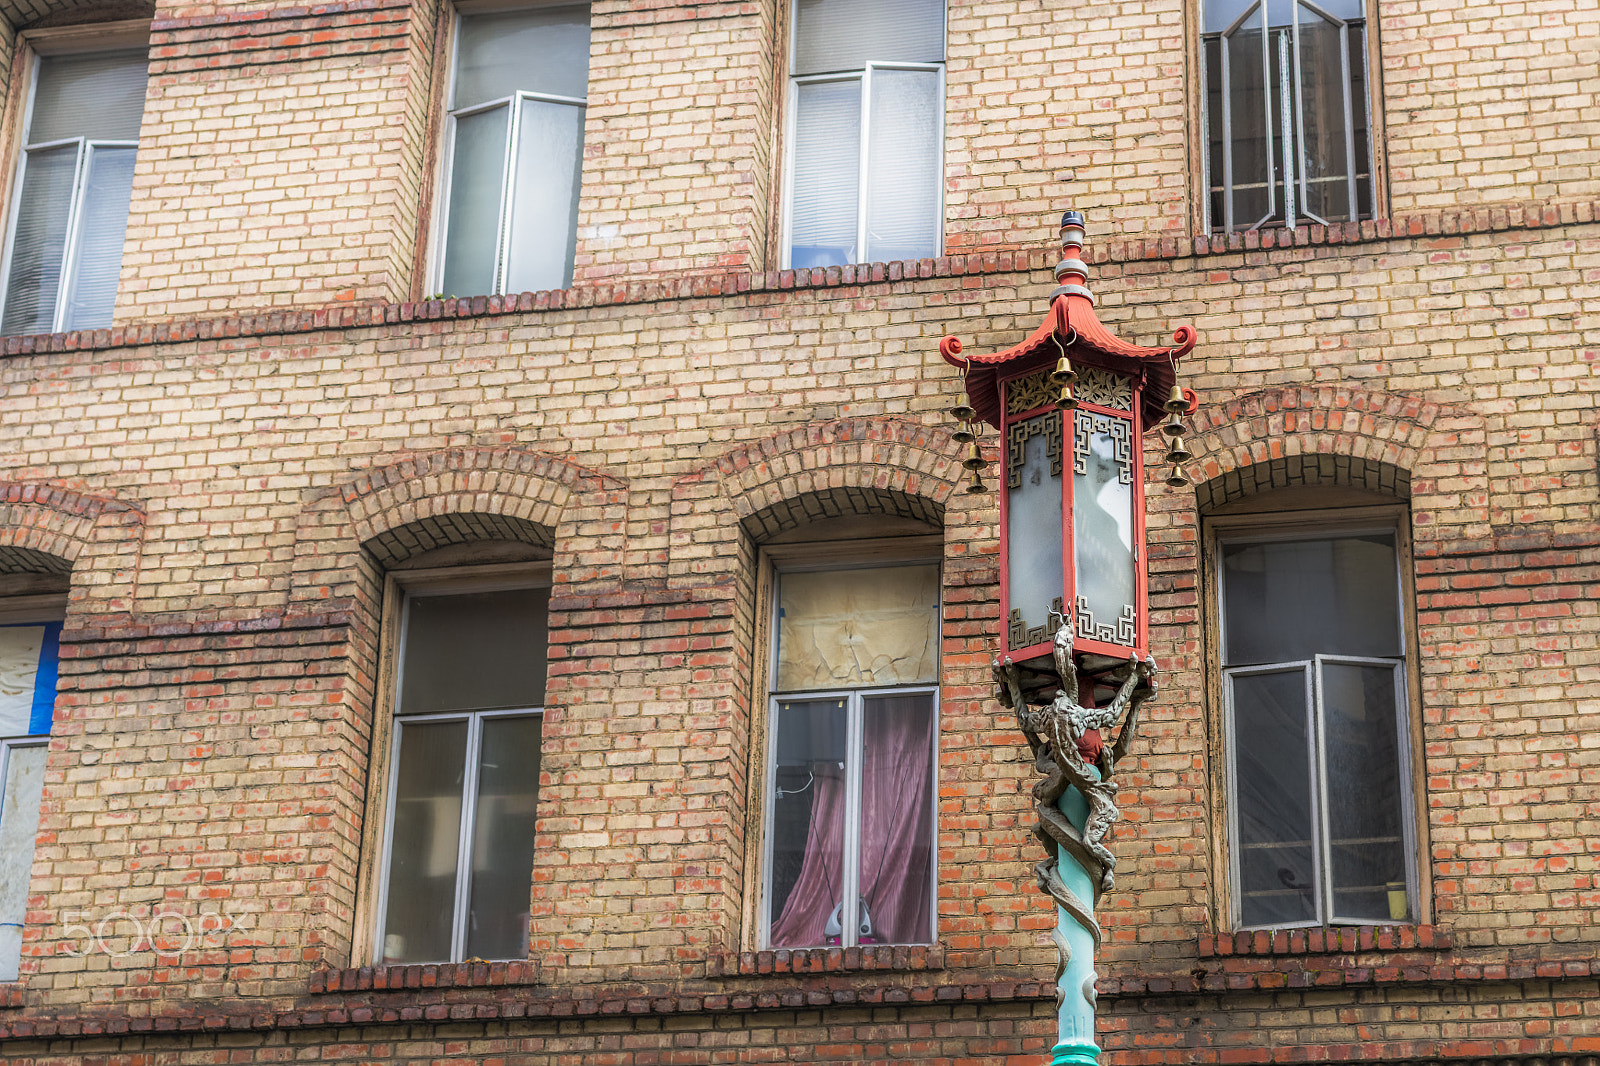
[1203,504,1429,932]
[1192,0,1387,234]
[424,0,589,299]
[778,0,948,270]
[357,561,552,966]
[753,538,943,951]
[0,22,150,335]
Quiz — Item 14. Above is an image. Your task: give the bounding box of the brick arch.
[741,486,945,541]
[696,418,963,528]
[0,483,140,571]
[340,447,623,563]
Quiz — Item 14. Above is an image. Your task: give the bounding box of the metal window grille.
[1200,0,1374,233]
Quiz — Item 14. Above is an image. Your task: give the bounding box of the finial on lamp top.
[1054,209,1091,298]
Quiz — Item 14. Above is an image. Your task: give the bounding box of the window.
[782,0,944,269]
[1199,0,1373,232]
[433,5,589,298]
[763,561,938,948]
[375,581,548,964]
[1217,522,1417,930]
[0,614,59,981]
[0,44,147,335]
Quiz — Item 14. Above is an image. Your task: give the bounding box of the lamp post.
[938,210,1200,1066]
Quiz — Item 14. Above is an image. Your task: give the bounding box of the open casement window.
[0,613,60,981]
[375,580,548,964]
[1199,0,1374,232]
[433,4,589,298]
[1218,526,1418,930]
[763,560,939,949]
[0,44,147,335]
[782,0,945,269]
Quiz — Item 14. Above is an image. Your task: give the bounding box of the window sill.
[706,945,944,977]
[309,959,541,994]
[1200,924,1451,958]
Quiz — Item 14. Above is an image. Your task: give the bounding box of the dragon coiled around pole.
[995,618,1156,1006]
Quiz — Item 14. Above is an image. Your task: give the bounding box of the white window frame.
[759,553,941,950]
[0,24,149,335]
[1215,523,1418,931]
[779,0,948,271]
[368,568,550,965]
[425,3,588,298]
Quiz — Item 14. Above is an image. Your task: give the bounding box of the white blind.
[788,79,861,269]
[454,5,591,108]
[504,97,585,293]
[1,146,78,336]
[793,0,944,75]
[440,106,511,299]
[29,50,147,144]
[864,68,940,263]
[63,146,136,330]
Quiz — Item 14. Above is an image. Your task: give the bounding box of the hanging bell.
[1054,385,1078,411]
[951,423,976,444]
[1164,384,1188,414]
[949,403,977,422]
[1164,464,1190,488]
[964,468,987,494]
[1049,355,1078,386]
[1164,435,1193,463]
[962,442,988,471]
[1162,412,1185,438]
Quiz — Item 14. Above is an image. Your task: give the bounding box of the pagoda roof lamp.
[938,209,1201,1066]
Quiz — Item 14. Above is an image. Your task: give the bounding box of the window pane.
[1006,413,1064,644]
[454,6,590,108]
[439,106,510,299]
[29,50,147,144]
[1231,668,1319,927]
[768,697,848,948]
[504,99,584,293]
[1073,411,1136,646]
[864,68,940,264]
[1295,6,1351,222]
[0,627,47,736]
[1223,8,1271,228]
[62,145,136,330]
[789,79,860,268]
[1221,533,1399,665]
[0,744,45,981]
[1205,0,1361,33]
[856,693,934,945]
[793,0,943,76]
[382,719,468,963]
[775,565,938,692]
[1349,23,1372,219]
[399,586,549,714]
[1321,661,1409,922]
[1204,35,1226,227]
[464,714,541,959]
[2,144,79,336]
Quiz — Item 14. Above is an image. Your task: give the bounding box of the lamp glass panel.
[1004,413,1063,646]
[1072,410,1136,647]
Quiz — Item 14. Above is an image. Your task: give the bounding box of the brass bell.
[962,442,988,471]
[1165,435,1193,463]
[951,424,976,444]
[964,468,987,494]
[1050,355,1078,386]
[1162,412,1185,438]
[1164,464,1189,488]
[1054,385,1078,411]
[949,403,977,422]
[1164,384,1188,414]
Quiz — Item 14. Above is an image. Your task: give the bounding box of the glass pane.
[382,719,468,963]
[793,0,944,76]
[1295,6,1351,222]
[0,744,45,981]
[1203,35,1226,228]
[1072,411,1136,647]
[454,5,590,108]
[1349,23,1372,220]
[1221,533,1400,665]
[399,586,550,714]
[864,69,940,264]
[465,714,541,959]
[768,697,848,948]
[856,693,934,945]
[440,106,511,299]
[62,146,135,330]
[0,627,46,736]
[1321,661,1409,921]
[1206,0,1360,33]
[2,144,79,336]
[1223,7,1270,228]
[1005,413,1063,645]
[504,99,584,293]
[775,564,938,692]
[1231,668,1319,927]
[789,78,860,268]
[29,50,147,144]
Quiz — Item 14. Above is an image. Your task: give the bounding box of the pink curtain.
[770,695,934,947]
